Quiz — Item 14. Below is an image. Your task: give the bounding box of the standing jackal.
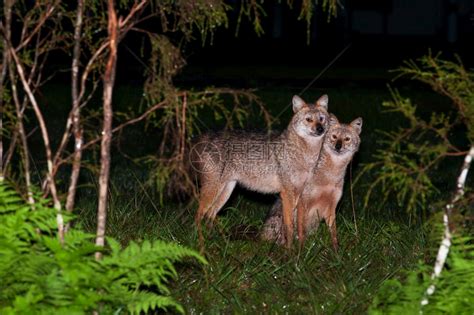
[261,115,362,250]
[191,95,330,248]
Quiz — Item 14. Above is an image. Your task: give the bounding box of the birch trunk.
[95,0,118,260]
[421,145,474,307]
[65,0,85,215]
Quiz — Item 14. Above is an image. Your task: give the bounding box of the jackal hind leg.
[205,180,237,223]
[195,181,237,247]
[195,183,219,249]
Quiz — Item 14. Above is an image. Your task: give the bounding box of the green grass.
[75,179,427,314]
[39,71,459,313]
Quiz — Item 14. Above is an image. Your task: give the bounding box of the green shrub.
[357,52,473,218]
[0,180,206,314]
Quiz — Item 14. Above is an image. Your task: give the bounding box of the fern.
[0,180,206,314]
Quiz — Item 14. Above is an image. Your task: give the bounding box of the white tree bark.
[65,0,85,215]
[421,145,474,307]
[95,0,118,260]
[10,47,64,241]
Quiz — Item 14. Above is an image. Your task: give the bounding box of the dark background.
[115,0,474,87]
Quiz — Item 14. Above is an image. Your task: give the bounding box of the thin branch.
[9,62,34,205]
[15,2,59,52]
[444,151,470,156]
[118,0,148,29]
[77,0,148,111]
[52,39,107,168]
[179,93,187,159]
[9,46,64,242]
[10,52,54,184]
[3,131,18,175]
[56,99,168,170]
[421,145,474,307]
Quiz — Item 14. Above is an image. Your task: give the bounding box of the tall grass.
[76,174,427,313]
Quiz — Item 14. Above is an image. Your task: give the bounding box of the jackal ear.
[292,95,307,113]
[316,94,329,110]
[350,117,363,135]
[329,113,339,126]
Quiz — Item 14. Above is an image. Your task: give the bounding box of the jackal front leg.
[296,199,308,248]
[280,188,297,249]
[325,209,338,251]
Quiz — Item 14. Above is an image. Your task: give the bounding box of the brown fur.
[260,115,362,250]
[192,95,331,248]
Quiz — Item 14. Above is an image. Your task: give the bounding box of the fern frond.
[0,180,204,313]
[127,291,184,314]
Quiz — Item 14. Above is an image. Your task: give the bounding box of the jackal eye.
[331,134,337,140]
[344,137,351,142]
[319,116,325,123]
[306,117,314,123]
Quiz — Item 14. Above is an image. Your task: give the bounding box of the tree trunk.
[421,145,474,307]
[66,0,85,215]
[0,0,13,181]
[95,0,118,260]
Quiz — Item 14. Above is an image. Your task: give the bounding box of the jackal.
[192,95,330,248]
[260,115,362,250]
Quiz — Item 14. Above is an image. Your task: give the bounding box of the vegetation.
[0,0,473,313]
[76,177,427,314]
[370,230,474,314]
[358,52,474,218]
[0,180,205,313]
[4,77,472,313]
[70,85,443,313]
[355,52,474,313]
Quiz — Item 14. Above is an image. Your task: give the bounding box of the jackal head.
[325,115,362,157]
[290,95,329,141]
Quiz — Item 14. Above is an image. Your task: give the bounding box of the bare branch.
[56,99,168,171]
[9,46,64,242]
[118,0,148,29]
[9,62,34,205]
[15,1,59,52]
[52,0,151,176]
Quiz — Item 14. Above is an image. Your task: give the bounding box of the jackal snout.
[309,112,327,136]
[315,123,325,136]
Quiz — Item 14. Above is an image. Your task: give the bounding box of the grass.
[75,177,427,314]
[70,84,442,313]
[35,68,461,313]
